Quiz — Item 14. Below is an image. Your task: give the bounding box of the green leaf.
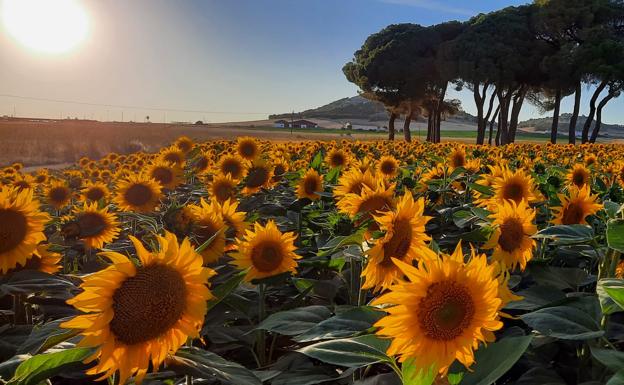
[310,151,323,170]
[17,318,80,355]
[604,201,622,218]
[256,306,332,336]
[533,225,595,245]
[607,370,624,385]
[401,359,436,385]
[206,271,246,312]
[0,270,75,296]
[170,347,261,385]
[459,336,532,385]
[460,226,493,243]
[520,306,604,340]
[468,183,493,196]
[591,347,624,372]
[297,335,391,368]
[294,306,384,342]
[598,279,624,315]
[607,219,624,253]
[7,347,93,385]
[452,210,475,228]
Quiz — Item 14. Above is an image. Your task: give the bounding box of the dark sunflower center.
[348,182,364,195]
[76,212,107,237]
[50,187,70,203]
[14,181,32,190]
[194,220,220,246]
[178,141,192,152]
[498,217,525,252]
[358,195,392,216]
[85,188,105,202]
[195,157,209,171]
[330,154,346,167]
[239,143,256,159]
[164,153,182,165]
[274,164,286,176]
[35,175,46,183]
[124,184,153,206]
[152,167,174,186]
[222,159,243,179]
[418,281,475,341]
[381,161,397,175]
[502,181,524,203]
[214,182,234,202]
[381,218,412,266]
[246,167,270,189]
[251,241,284,272]
[110,264,187,345]
[451,153,465,168]
[0,208,28,254]
[304,176,320,195]
[561,202,585,225]
[572,171,587,187]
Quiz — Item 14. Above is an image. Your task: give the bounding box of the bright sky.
[0,0,622,124]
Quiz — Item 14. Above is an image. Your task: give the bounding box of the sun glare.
[2,0,89,54]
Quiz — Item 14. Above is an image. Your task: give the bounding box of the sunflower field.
[1,137,624,385]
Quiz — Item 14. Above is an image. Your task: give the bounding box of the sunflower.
[325,148,351,169]
[237,137,260,161]
[448,146,466,169]
[296,168,323,201]
[193,151,212,173]
[80,182,110,203]
[362,191,436,293]
[189,198,227,263]
[114,175,163,213]
[215,198,249,246]
[333,168,377,200]
[6,244,62,274]
[147,160,183,190]
[207,174,238,203]
[12,174,36,191]
[616,259,624,279]
[218,155,247,180]
[242,160,274,196]
[160,146,186,167]
[566,164,591,188]
[552,185,602,225]
[271,158,289,182]
[66,203,120,249]
[377,156,400,178]
[61,231,215,385]
[483,200,537,271]
[0,187,50,273]
[175,136,194,153]
[45,180,73,209]
[230,220,300,281]
[337,179,395,220]
[486,167,540,209]
[373,244,503,374]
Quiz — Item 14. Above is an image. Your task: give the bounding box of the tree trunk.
[582,80,608,143]
[474,82,489,145]
[569,82,581,144]
[590,91,616,143]
[550,88,562,144]
[388,112,397,141]
[435,83,448,143]
[403,108,413,142]
[509,86,527,143]
[489,104,500,146]
[426,113,433,142]
[497,88,514,145]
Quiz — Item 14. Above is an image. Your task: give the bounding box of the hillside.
[518,113,624,137]
[269,95,478,124]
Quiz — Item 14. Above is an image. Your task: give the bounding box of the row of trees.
[343,0,624,144]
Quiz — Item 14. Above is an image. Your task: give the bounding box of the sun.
[2,0,89,54]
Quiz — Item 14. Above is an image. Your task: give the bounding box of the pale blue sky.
[0,0,621,124]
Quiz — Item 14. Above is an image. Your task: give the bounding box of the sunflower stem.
[256,283,267,367]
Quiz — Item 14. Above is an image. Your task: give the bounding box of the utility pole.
[290,110,294,135]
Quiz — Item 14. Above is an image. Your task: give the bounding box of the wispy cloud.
[379,0,475,16]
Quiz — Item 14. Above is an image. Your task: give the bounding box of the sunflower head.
[552,185,602,225]
[113,174,163,213]
[5,244,62,275]
[373,243,503,374]
[80,181,110,203]
[160,146,186,166]
[61,231,215,385]
[448,146,466,169]
[237,137,260,160]
[175,136,194,153]
[242,160,274,196]
[208,173,238,203]
[483,199,537,271]
[325,148,351,169]
[0,187,50,273]
[296,168,323,201]
[333,168,377,200]
[218,155,248,180]
[64,202,120,249]
[45,180,73,209]
[377,155,400,178]
[230,220,300,281]
[189,198,227,263]
[147,160,183,190]
[488,167,540,209]
[567,164,591,188]
[337,179,395,220]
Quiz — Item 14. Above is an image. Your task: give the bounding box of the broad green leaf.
[459,336,532,385]
[604,201,623,218]
[17,318,79,355]
[206,270,246,312]
[598,279,624,315]
[297,335,391,368]
[468,183,493,196]
[7,347,93,385]
[452,210,475,228]
[0,270,75,296]
[310,151,323,170]
[520,306,603,340]
[256,306,332,336]
[401,359,436,385]
[533,225,594,245]
[294,306,384,342]
[591,347,624,372]
[170,347,261,385]
[607,220,624,253]
[607,370,624,385]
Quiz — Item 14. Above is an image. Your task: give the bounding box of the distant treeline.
[344,0,624,145]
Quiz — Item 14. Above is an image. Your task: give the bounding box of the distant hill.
[518,113,624,137]
[269,95,478,124]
